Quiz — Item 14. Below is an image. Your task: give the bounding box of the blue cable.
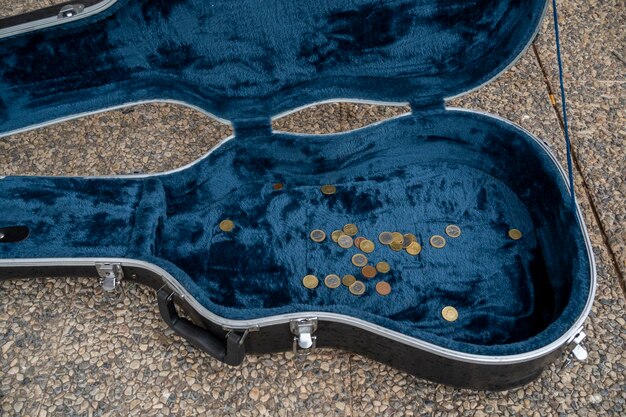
[551,0,577,206]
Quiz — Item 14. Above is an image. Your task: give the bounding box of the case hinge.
[222,325,260,346]
[95,262,123,292]
[290,318,318,356]
[58,4,85,19]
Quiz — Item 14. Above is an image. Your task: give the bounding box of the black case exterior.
[0,264,567,390]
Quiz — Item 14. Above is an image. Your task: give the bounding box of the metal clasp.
[570,331,588,361]
[562,328,588,370]
[290,318,318,356]
[95,263,124,292]
[58,4,85,19]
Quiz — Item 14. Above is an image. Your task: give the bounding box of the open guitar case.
[0,0,595,390]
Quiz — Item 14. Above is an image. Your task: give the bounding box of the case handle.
[156,288,246,366]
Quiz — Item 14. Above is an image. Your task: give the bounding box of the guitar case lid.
[0,0,547,134]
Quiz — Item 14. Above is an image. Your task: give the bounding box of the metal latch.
[290,318,318,355]
[570,331,588,361]
[95,263,123,292]
[58,4,85,19]
[562,329,588,370]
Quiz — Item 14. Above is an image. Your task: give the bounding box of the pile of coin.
[302,269,394,298]
[305,223,400,296]
[378,231,422,256]
[303,273,370,296]
[329,224,377,254]
[304,222,467,302]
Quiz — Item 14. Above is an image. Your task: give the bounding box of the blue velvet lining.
[0,112,591,356]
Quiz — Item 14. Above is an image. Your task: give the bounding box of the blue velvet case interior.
[0,0,592,356]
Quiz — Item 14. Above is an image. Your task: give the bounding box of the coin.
[352,254,368,267]
[349,281,366,296]
[509,229,523,240]
[445,224,461,238]
[378,232,394,245]
[391,232,404,244]
[342,274,356,287]
[343,223,358,236]
[321,185,337,195]
[361,265,377,279]
[430,235,446,249]
[442,306,458,322]
[403,233,417,248]
[219,219,235,232]
[303,275,319,289]
[406,241,422,255]
[331,230,343,242]
[324,274,341,289]
[390,241,403,251]
[360,239,375,253]
[375,281,392,296]
[338,235,354,249]
[310,229,326,243]
[273,183,284,191]
[354,236,365,249]
[376,261,390,273]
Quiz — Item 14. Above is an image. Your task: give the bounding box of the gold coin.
[303,275,319,289]
[321,185,337,195]
[376,261,391,273]
[324,274,341,289]
[354,236,365,249]
[343,223,358,236]
[375,281,392,296]
[349,281,366,296]
[310,229,326,243]
[273,183,284,191]
[390,241,403,251]
[391,232,404,244]
[361,265,377,279]
[406,241,422,256]
[378,232,394,245]
[338,235,354,249]
[219,219,235,232]
[442,306,459,322]
[352,254,368,267]
[509,229,523,240]
[331,230,343,242]
[430,235,446,249]
[342,274,356,287]
[403,233,417,248]
[445,225,461,238]
[360,239,375,253]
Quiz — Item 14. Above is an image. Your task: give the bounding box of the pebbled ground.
[1,1,625,416]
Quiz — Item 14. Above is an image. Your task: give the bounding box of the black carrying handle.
[157,288,246,366]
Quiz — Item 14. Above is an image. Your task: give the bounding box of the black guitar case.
[0,0,595,390]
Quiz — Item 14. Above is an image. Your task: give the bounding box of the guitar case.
[0,0,595,390]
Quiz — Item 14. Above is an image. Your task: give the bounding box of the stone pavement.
[1,1,624,416]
